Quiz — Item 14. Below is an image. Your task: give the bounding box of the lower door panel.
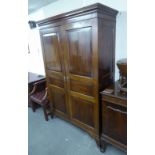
[70,94,95,128]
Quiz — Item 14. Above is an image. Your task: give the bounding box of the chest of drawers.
[100,82,127,152]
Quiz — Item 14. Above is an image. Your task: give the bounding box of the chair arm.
[29,80,46,95]
[33,79,46,86]
[30,79,46,95]
[41,87,48,102]
[29,84,37,95]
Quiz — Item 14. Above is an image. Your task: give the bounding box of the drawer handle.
[107,106,127,114]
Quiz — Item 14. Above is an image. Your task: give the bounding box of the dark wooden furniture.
[29,80,52,121]
[28,72,45,106]
[37,3,118,144]
[100,81,127,152]
[28,72,45,95]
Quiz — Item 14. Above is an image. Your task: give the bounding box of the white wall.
[28,0,127,80]
[115,11,127,79]
[28,27,45,75]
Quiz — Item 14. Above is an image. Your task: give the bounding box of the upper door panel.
[41,29,62,72]
[67,26,92,77]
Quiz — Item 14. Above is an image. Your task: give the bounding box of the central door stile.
[60,25,72,119]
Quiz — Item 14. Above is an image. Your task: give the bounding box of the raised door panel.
[102,101,127,145]
[40,28,68,116]
[67,27,92,77]
[71,96,94,128]
[70,77,94,97]
[49,85,67,114]
[47,70,64,88]
[42,31,62,71]
[63,19,98,130]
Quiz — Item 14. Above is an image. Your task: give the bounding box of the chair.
[29,80,53,121]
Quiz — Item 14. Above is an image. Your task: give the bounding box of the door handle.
[64,76,69,81]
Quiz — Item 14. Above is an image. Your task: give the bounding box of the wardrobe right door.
[63,19,99,135]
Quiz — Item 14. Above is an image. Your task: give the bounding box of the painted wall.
[28,0,127,80]
[28,28,45,75]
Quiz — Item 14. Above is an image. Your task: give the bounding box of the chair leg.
[51,112,54,119]
[31,101,36,112]
[49,102,54,119]
[50,105,54,119]
[43,106,48,121]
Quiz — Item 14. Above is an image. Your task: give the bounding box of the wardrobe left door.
[40,27,69,119]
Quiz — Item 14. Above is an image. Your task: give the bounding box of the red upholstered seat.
[30,90,46,103]
[29,80,53,121]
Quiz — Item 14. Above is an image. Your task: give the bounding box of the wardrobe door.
[63,19,99,132]
[40,27,68,117]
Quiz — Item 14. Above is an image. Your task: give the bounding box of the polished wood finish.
[100,81,127,152]
[41,27,68,117]
[37,3,118,143]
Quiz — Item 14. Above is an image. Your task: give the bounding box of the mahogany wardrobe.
[37,3,118,145]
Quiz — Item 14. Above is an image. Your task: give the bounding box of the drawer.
[102,101,127,145]
[102,95,127,107]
